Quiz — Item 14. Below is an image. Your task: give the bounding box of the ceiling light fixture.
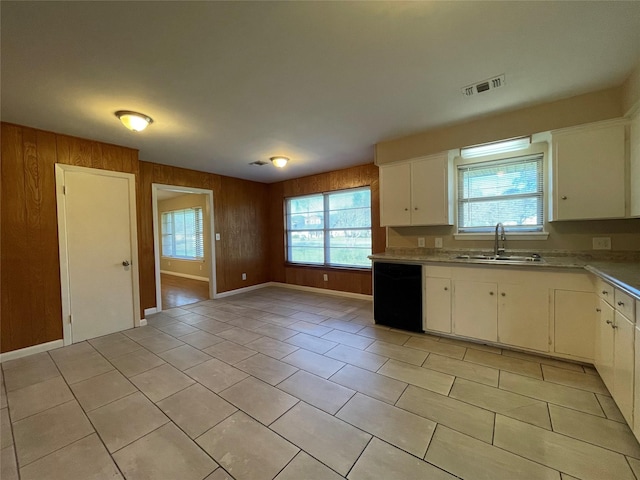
[461,136,531,159]
[270,156,289,168]
[115,110,153,132]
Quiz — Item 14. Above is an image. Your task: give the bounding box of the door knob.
[122,260,130,267]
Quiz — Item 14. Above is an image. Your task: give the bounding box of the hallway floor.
[2,287,639,479]
[161,273,210,309]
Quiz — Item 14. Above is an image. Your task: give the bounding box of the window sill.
[284,262,371,272]
[453,232,550,241]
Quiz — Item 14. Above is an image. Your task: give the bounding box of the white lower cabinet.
[453,280,497,342]
[634,300,640,442]
[594,280,636,430]
[424,276,451,333]
[498,284,549,352]
[614,312,635,425]
[595,299,615,393]
[554,290,596,360]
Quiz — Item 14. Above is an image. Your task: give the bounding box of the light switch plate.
[418,237,425,247]
[215,233,221,241]
[592,237,611,250]
[435,238,443,249]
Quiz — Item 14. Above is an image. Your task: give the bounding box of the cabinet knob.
[404,208,408,211]
[489,292,494,296]
[414,207,418,210]
[606,319,613,325]
[596,308,601,312]
[501,292,506,297]
[602,290,608,295]
[618,301,624,306]
[444,287,448,291]
[561,195,567,200]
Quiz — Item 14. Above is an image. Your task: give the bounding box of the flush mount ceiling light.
[461,136,530,159]
[270,156,289,168]
[115,110,153,132]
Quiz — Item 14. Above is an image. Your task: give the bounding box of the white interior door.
[59,167,139,342]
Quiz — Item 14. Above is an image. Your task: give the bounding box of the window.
[285,188,372,268]
[161,207,204,259]
[457,154,543,233]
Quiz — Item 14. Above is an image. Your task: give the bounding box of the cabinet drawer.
[615,289,636,321]
[596,279,615,305]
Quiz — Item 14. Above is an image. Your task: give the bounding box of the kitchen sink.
[453,254,544,263]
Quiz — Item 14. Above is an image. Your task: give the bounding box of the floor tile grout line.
[1,369,21,480]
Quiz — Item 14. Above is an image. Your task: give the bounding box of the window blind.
[161,207,204,259]
[457,154,544,233]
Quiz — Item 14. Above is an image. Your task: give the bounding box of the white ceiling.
[2,1,639,183]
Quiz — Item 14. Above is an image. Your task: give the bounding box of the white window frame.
[285,187,372,268]
[453,143,550,240]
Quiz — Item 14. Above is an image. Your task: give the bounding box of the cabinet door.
[453,280,497,342]
[614,312,635,426]
[594,300,615,393]
[424,277,451,333]
[498,284,549,352]
[379,163,411,226]
[554,290,597,360]
[411,155,452,225]
[634,323,640,442]
[554,123,625,220]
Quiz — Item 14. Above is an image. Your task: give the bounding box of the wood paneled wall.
[137,162,270,311]
[1,123,270,353]
[1,124,138,353]
[268,163,385,295]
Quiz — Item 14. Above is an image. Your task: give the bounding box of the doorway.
[56,165,141,344]
[152,184,216,312]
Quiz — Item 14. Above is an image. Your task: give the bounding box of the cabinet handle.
[596,308,601,312]
[618,301,625,307]
[561,195,567,200]
[489,292,494,296]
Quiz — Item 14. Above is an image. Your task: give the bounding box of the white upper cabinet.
[379,153,453,226]
[630,112,640,217]
[551,120,626,221]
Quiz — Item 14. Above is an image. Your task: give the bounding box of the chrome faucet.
[494,222,506,256]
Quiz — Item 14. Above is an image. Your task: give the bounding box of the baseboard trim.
[0,339,64,363]
[160,270,209,282]
[144,307,158,316]
[213,281,372,301]
[213,282,271,298]
[268,282,372,301]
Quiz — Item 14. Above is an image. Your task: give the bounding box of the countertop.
[370,250,640,299]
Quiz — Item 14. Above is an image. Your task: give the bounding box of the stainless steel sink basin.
[453,254,544,263]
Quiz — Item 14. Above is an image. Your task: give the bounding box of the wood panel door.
[57,165,141,343]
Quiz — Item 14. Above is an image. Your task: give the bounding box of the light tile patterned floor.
[1,286,639,479]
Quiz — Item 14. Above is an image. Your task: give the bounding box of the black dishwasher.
[373,262,423,332]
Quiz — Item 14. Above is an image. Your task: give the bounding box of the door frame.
[55,164,142,346]
[151,183,217,312]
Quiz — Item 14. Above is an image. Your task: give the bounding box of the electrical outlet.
[592,237,611,250]
[167,261,171,266]
[435,238,443,249]
[242,273,247,280]
[418,237,425,247]
[323,274,328,282]
[199,265,202,270]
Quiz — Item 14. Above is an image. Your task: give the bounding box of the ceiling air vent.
[249,160,269,166]
[461,74,505,98]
